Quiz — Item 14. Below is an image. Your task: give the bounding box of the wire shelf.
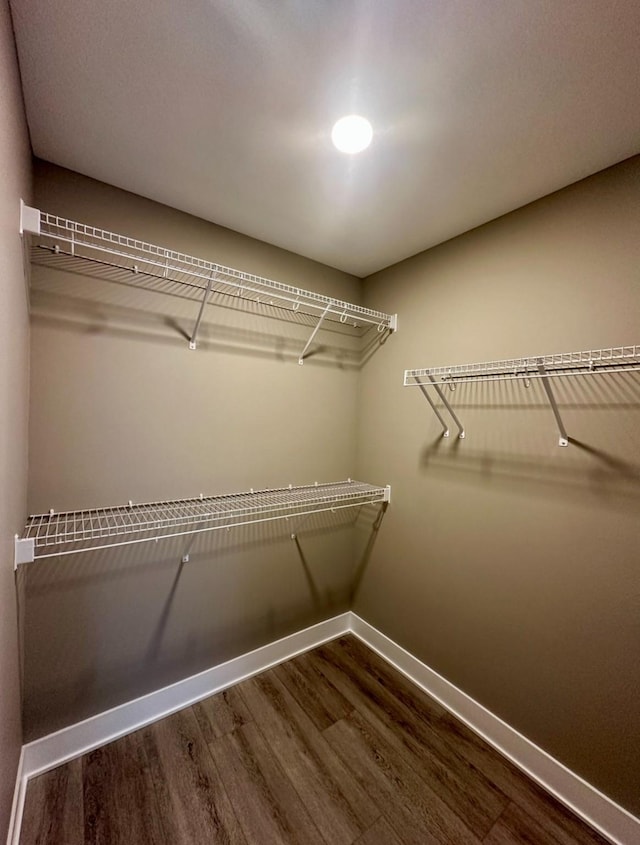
[15,480,390,564]
[25,208,396,334]
[404,346,640,386]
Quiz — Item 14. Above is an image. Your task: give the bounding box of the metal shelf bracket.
[189,269,217,350]
[537,361,569,447]
[415,377,449,437]
[412,374,465,439]
[429,374,465,439]
[299,301,333,364]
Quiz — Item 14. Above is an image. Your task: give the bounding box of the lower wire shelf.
[14,480,391,566]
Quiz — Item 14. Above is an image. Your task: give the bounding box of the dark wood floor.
[21,635,611,844]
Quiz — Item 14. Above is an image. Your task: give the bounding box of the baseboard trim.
[20,612,350,782]
[5,748,26,845]
[349,612,639,845]
[11,610,639,845]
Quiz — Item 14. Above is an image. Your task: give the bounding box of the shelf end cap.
[20,200,40,236]
[15,536,35,568]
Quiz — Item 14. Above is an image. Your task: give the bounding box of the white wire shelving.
[405,346,640,446]
[14,480,391,566]
[20,202,397,361]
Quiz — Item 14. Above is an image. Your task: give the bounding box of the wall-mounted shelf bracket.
[189,270,218,350]
[427,374,465,439]
[14,535,35,569]
[537,361,569,446]
[414,377,450,437]
[408,373,465,439]
[299,301,333,364]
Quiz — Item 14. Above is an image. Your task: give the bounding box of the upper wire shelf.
[20,202,397,360]
[405,345,640,447]
[405,346,640,386]
[14,480,391,565]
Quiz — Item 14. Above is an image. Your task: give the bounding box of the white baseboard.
[5,748,26,845]
[9,609,639,845]
[8,612,350,845]
[349,612,640,845]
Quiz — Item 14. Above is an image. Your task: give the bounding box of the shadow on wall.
[29,252,392,369]
[16,502,387,741]
[351,501,389,603]
[414,373,640,512]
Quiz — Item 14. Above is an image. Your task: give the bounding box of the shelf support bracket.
[537,362,569,446]
[415,377,450,437]
[189,271,217,350]
[428,374,465,439]
[14,536,35,569]
[299,301,332,364]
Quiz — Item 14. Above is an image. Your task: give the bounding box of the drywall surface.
[356,156,640,815]
[0,0,31,838]
[24,161,370,739]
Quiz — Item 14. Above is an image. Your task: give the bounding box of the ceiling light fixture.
[331,115,373,154]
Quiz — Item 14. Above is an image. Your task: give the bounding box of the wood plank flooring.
[20,635,611,845]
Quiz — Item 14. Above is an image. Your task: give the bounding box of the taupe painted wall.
[355,156,640,815]
[0,0,31,838]
[23,161,372,739]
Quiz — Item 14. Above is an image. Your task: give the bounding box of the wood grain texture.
[273,650,352,731]
[210,721,325,845]
[274,654,353,731]
[83,731,165,845]
[326,710,483,845]
[192,685,253,743]
[238,671,378,844]
[353,815,404,845]
[142,708,247,845]
[484,801,571,845]
[323,715,444,845]
[20,758,83,845]
[19,635,611,845]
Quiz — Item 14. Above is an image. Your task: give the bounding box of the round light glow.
[331,115,373,154]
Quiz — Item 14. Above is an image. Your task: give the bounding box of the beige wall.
[355,156,640,815]
[23,161,370,738]
[0,0,31,838]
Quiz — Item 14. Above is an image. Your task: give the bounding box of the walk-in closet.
[1,1,639,844]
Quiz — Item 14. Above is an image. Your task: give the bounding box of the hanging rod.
[405,345,640,447]
[20,202,397,358]
[14,480,391,566]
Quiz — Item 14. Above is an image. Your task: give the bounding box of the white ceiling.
[10,0,640,277]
